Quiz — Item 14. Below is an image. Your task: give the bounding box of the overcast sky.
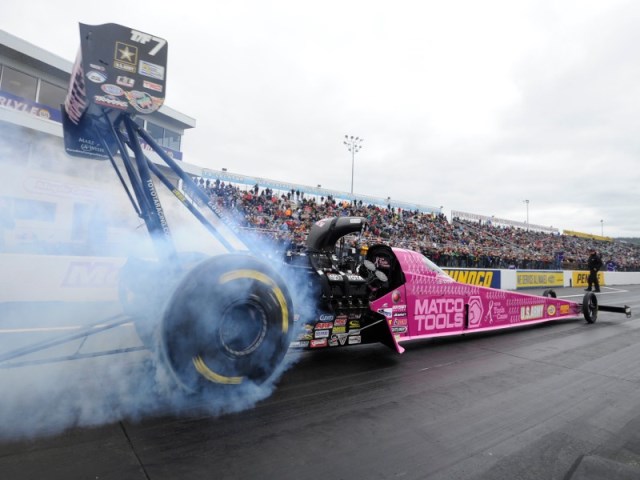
[4,0,640,237]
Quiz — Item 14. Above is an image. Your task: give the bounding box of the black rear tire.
[161,254,293,391]
[582,292,598,324]
[543,289,557,298]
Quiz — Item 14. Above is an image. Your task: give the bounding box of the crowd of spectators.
[191,177,640,272]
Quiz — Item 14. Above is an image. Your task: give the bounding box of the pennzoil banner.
[516,271,564,289]
[443,269,501,288]
[572,271,605,288]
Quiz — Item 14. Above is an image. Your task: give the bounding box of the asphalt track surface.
[2,285,640,480]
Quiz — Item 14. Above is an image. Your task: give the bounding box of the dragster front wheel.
[582,291,598,324]
[161,254,294,391]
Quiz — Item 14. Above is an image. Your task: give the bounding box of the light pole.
[601,219,603,236]
[523,199,530,229]
[343,135,363,195]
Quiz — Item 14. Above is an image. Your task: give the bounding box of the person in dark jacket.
[586,249,603,293]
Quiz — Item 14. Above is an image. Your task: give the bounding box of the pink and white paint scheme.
[370,248,583,354]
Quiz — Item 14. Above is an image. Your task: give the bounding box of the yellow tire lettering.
[193,355,244,385]
[219,269,289,333]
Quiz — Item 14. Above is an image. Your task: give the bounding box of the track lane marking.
[0,323,135,334]
[559,286,629,299]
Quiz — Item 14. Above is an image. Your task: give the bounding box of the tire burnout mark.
[190,268,290,385]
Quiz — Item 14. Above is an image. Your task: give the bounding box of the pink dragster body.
[288,216,627,355]
[369,248,582,353]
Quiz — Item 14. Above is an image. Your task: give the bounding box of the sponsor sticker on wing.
[138,60,165,80]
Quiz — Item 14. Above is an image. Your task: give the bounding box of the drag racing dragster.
[284,216,632,353]
[0,23,631,396]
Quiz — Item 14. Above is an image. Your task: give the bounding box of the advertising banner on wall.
[516,271,564,289]
[572,271,605,288]
[443,269,501,288]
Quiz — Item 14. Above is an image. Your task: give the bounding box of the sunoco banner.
[443,269,501,288]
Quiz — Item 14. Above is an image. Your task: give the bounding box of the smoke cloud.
[0,123,309,440]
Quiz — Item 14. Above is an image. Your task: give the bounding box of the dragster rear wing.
[61,23,249,258]
[62,23,167,160]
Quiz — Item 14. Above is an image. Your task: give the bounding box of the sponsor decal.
[86,71,107,83]
[297,333,313,341]
[332,333,349,346]
[319,314,335,322]
[392,290,401,303]
[559,304,570,314]
[468,296,484,328]
[520,304,544,321]
[516,271,564,289]
[143,80,163,92]
[290,341,309,348]
[116,76,135,88]
[93,95,128,110]
[334,316,347,326]
[124,90,161,114]
[332,326,346,334]
[488,301,508,323]
[347,313,362,320]
[392,304,407,313]
[89,63,106,71]
[138,60,165,80]
[314,330,330,339]
[348,320,361,329]
[348,336,362,345]
[101,84,124,96]
[374,256,390,269]
[328,337,339,347]
[392,326,408,334]
[414,297,465,332]
[547,305,557,316]
[315,322,333,330]
[113,42,138,72]
[310,338,328,348]
[378,308,392,319]
[327,273,343,282]
[392,317,408,326]
[349,329,361,336]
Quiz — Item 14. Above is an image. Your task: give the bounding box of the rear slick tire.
[161,254,293,392]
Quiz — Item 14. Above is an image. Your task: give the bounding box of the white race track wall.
[2,255,640,303]
[0,254,126,303]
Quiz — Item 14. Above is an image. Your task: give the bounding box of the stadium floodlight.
[523,199,530,230]
[343,134,364,195]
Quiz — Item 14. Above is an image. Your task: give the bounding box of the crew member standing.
[586,248,603,293]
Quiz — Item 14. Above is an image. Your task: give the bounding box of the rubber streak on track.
[2,286,640,480]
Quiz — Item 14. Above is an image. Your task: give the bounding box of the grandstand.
[183,174,640,272]
[1,28,639,272]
